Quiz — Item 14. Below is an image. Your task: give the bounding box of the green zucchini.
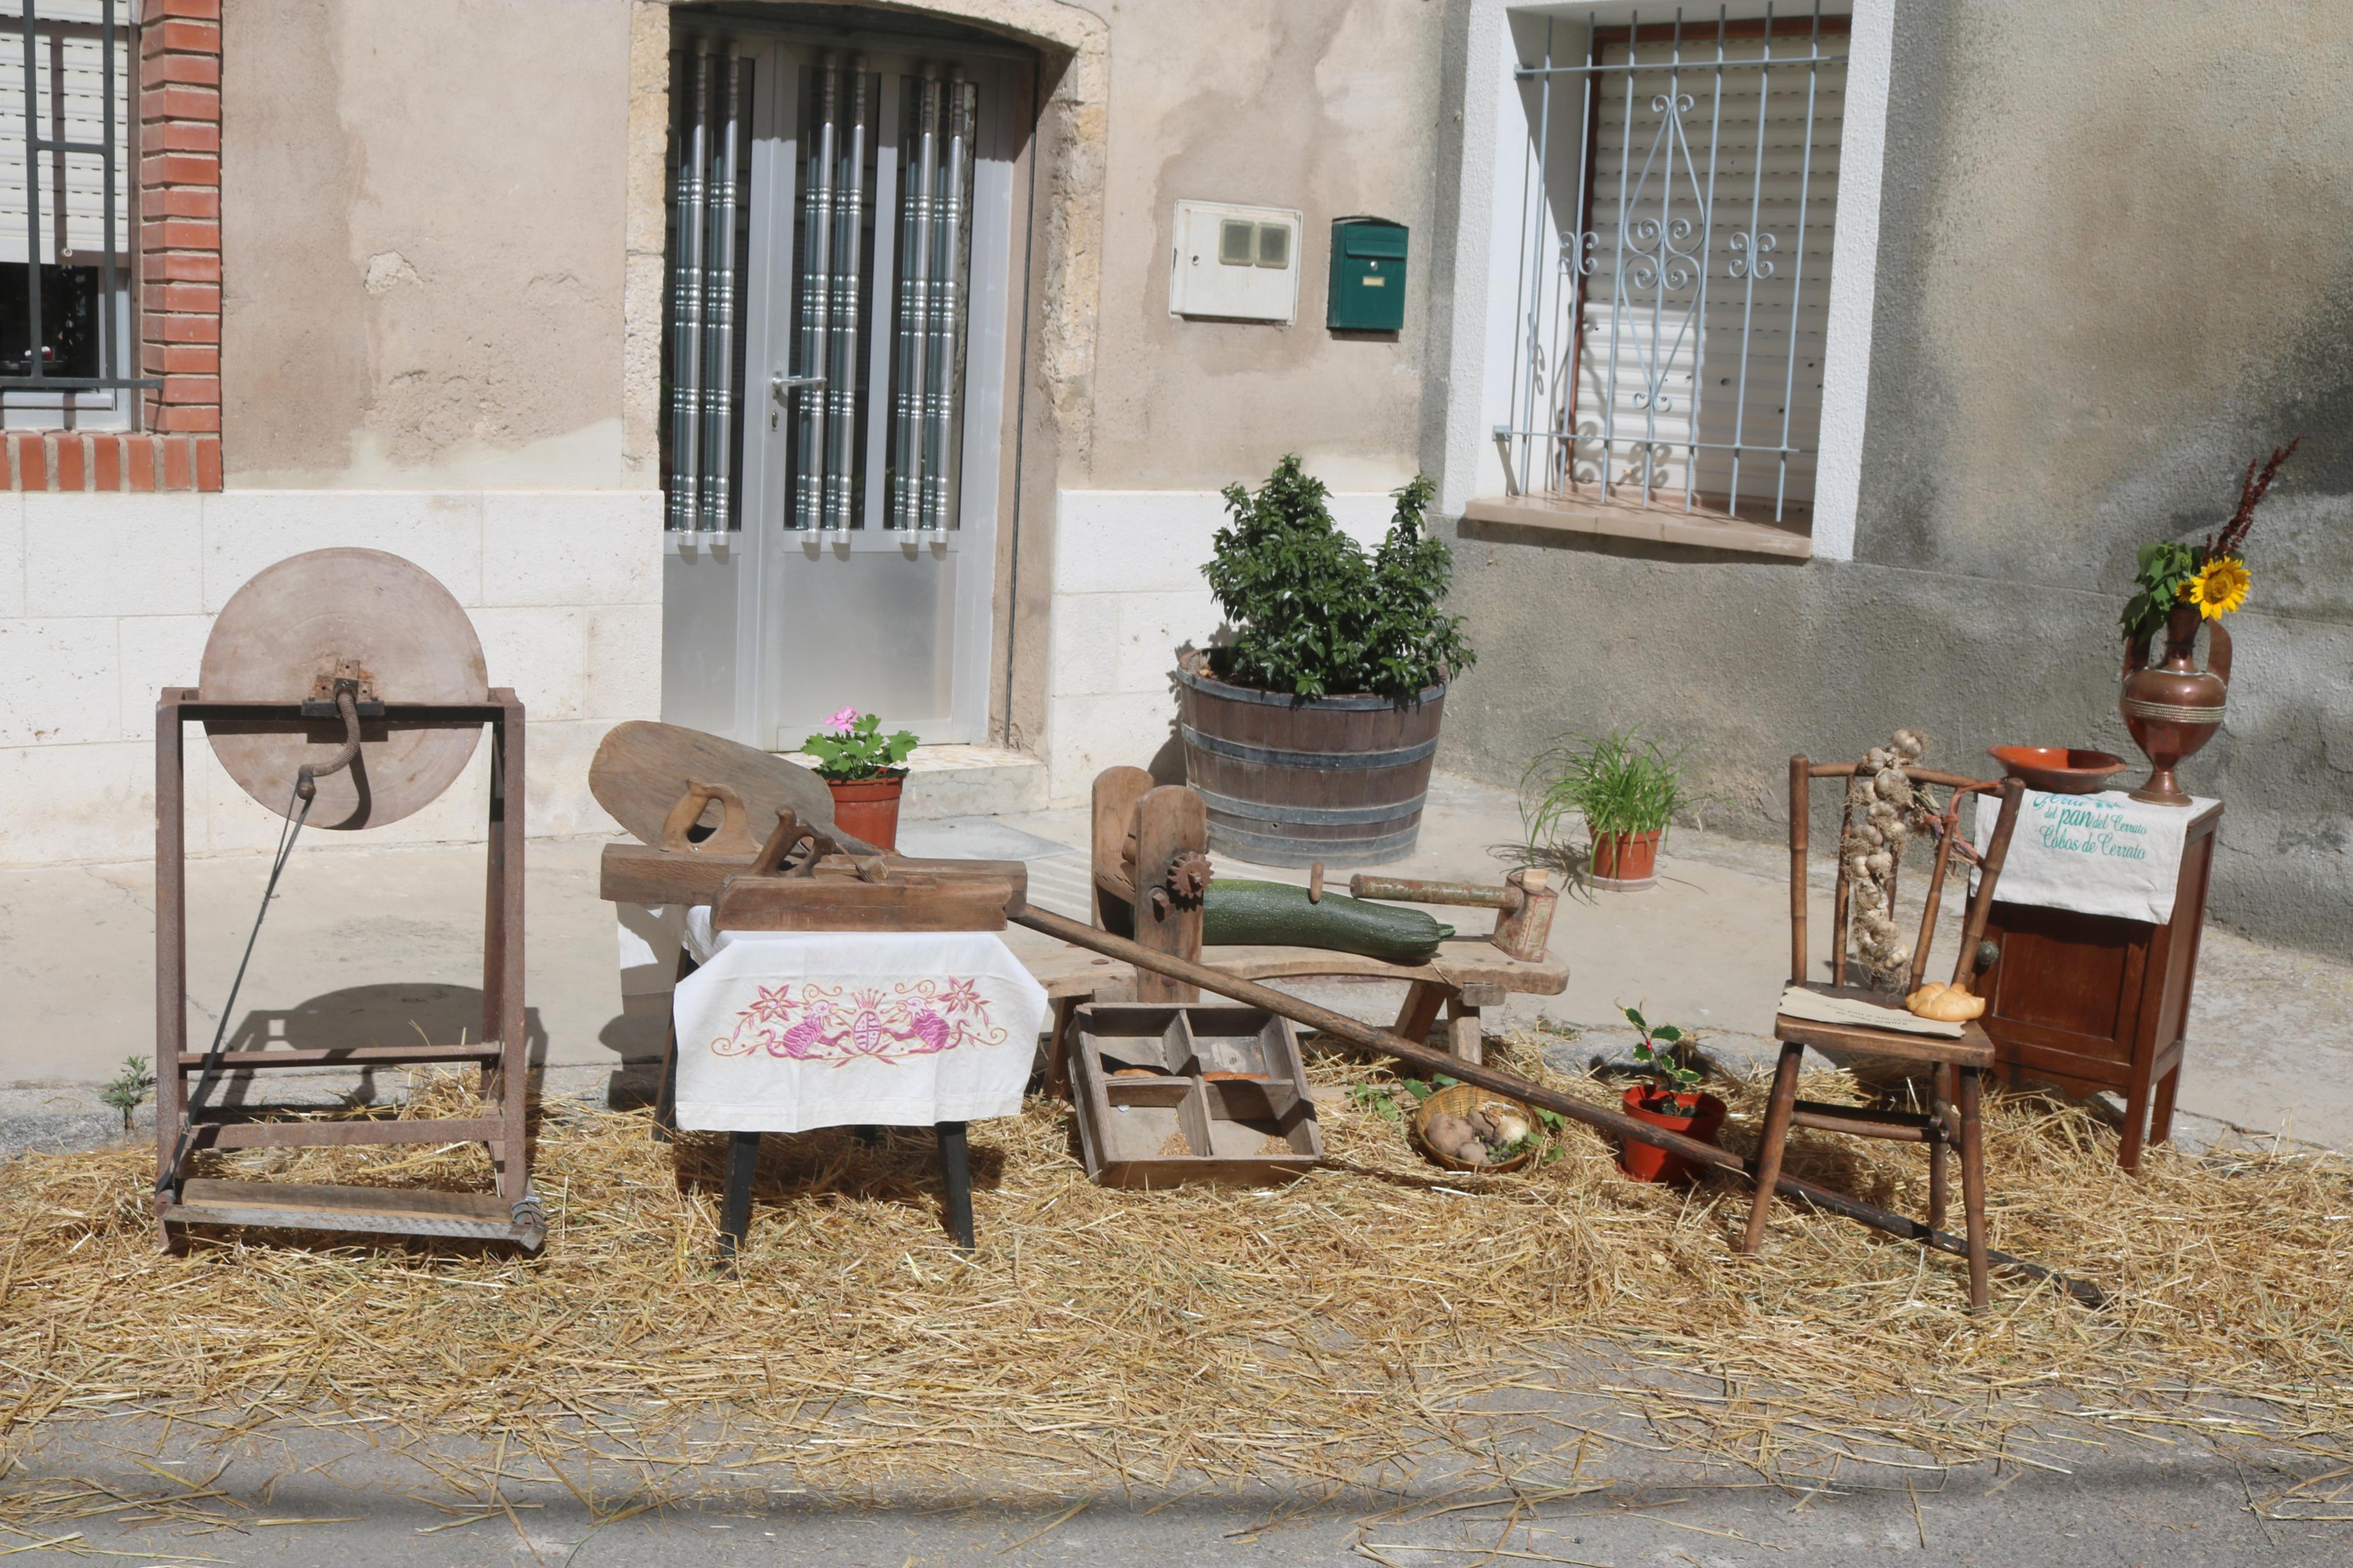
[1202,879,1454,964]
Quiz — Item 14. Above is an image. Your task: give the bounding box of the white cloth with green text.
[1971,788,2216,925]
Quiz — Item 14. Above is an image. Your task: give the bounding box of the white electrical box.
[1169,199,1301,323]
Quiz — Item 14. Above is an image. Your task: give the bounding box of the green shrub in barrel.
[1177,456,1475,866]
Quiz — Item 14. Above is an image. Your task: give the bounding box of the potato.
[1424,1112,1473,1151]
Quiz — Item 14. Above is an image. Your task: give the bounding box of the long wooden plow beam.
[1015,906,2104,1309]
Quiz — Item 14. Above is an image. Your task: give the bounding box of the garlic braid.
[1842,729,1930,991]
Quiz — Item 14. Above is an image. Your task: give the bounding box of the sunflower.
[2179,554,2252,618]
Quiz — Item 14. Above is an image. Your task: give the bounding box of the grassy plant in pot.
[1524,730,1695,892]
[800,707,918,852]
[1178,456,1475,866]
[1616,1005,1726,1183]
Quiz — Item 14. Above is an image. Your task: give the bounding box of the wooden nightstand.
[1976,801,2223,1171]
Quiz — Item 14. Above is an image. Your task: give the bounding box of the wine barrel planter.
[1174,650,1445,867]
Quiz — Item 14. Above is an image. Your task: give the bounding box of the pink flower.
[826,706,861,736]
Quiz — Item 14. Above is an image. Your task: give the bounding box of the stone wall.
[1436,0,2353,957]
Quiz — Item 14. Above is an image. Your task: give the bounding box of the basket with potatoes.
[1409,1082,1545,1174]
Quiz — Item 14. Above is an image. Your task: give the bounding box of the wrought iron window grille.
[1496,3,1844,527]
[0,0,152,394]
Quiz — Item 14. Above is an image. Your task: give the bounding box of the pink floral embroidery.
[709,977,1009,1066]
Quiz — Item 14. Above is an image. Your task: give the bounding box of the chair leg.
[1392,981,1450,1050]
[1958,1067,1989,1310]
[1742,1042,1805,1256]
[1445,995,1485,1068]
[1926,1062,1953,1234]
[718,1130,760,1266]
[937,1121,975,1253]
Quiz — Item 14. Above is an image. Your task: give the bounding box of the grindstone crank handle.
[296,685,363,801]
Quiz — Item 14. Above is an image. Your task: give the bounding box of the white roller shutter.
[1572,31,1843,513]
[0,2,133,267]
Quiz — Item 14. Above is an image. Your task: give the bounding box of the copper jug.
[2120,602,2228,806]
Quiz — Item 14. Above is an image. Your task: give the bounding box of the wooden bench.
[1026,766,1570,1091]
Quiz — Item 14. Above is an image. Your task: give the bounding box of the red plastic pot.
[1589,829,1663,891]
[1617,1085,1726,1182]
[827,773,907,852]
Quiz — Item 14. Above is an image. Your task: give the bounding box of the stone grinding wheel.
[200,549,489,831]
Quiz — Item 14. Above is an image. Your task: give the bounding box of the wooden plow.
[1012,904,2106,1309]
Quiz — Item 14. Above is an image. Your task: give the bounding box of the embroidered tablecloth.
[1972,788,2220,925]
[670,912,1049,1134]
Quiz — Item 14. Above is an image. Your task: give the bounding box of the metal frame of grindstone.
[151,687,544,1251]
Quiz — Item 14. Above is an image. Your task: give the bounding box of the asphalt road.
[9,1403,2347,1567]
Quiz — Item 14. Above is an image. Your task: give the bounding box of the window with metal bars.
[0,0,141,420]
[1497,6,1845,528]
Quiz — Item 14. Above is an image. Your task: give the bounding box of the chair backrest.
[1787,756,2027,994]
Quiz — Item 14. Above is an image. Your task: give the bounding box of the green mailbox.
[1327,216,1408,332]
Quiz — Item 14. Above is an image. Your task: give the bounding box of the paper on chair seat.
[1777,986,1964,1039]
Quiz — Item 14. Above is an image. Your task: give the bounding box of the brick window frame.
[4,0,220,493]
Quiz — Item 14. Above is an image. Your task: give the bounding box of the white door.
[661,24,1025,749]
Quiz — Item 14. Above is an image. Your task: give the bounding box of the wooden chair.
[1744,758,2026,1307]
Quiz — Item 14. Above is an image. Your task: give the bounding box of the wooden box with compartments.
[1067,1004,1323,1189]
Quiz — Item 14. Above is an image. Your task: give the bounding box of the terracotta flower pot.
[1589,828,1663,891]
[1617,1085,1726,1183]
[827,773,907,852]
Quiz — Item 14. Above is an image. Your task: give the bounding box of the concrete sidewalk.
[6,771,2349,1157]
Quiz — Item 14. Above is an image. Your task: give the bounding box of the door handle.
[770,372,826,402]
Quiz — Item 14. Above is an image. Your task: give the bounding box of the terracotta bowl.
[1986,745,2127,795]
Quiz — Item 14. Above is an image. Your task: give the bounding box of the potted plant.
[1522,730,1695,891]
[1179,456,1475,865]
[1615,1004,1727,1183]
[2116,439,2295,805]
[800,707,918,851]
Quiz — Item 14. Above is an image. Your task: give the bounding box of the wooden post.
[1131,785,1205,1004]
[1089,766,1154,935]
[1787,756,1809,986]
[1044,994,1081,1100]
[1447,982,1504,1067]
[1953,779,2026,990]
[654,947,698,1141]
